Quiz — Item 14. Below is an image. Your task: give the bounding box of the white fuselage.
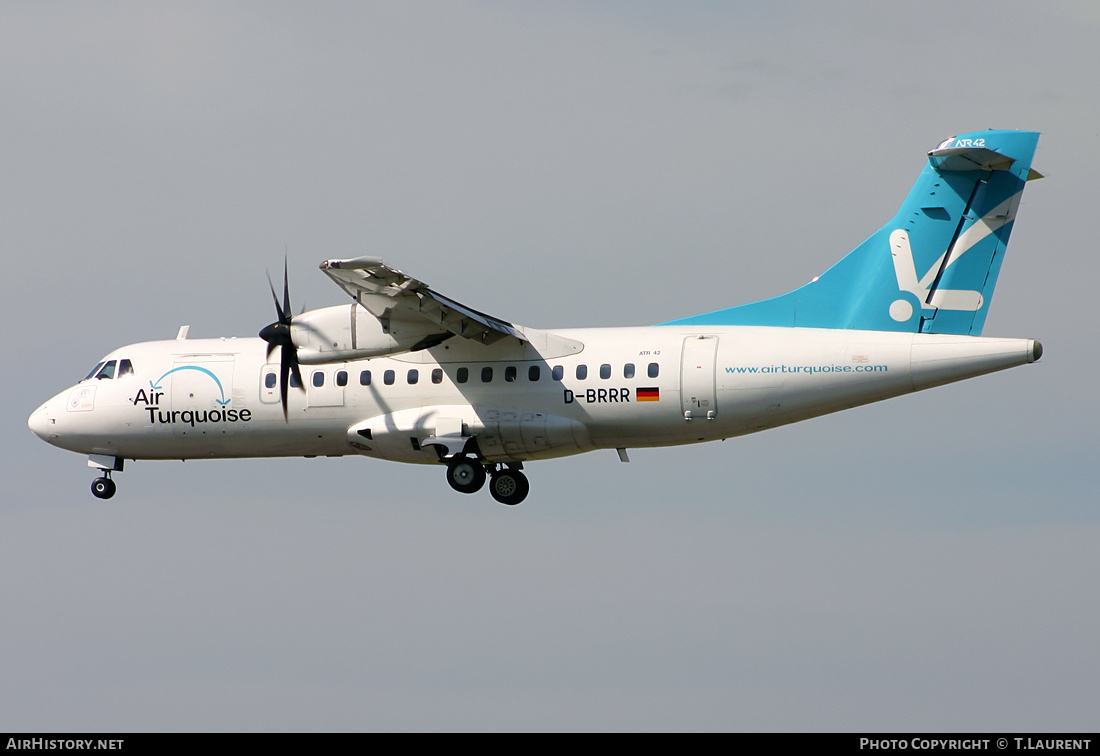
[29,325,1040,468]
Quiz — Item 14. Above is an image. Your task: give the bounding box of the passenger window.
[432,368,443,384]
[648,362,660,378]
[552,365,564,381]
[384,370,395,386]
[336,370,348,387]
[624,363,635,379]
[576,364,587,380]
[118,359,134,379]
[360,370,372,386]
[457,367,469,384]
[528,365,541,382]
[505,366,517,382]
[600,364,611,380]
[313,372,325,388]
[96,361,117,380]
[265,372,277,389]
[408,369,419,385]
[481,367,493,383]
[289,372,301,389]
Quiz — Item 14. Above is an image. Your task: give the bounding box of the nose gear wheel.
[91,476,116,499]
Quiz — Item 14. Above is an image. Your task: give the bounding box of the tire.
[489,469,529,506]
[446,457,486,494]
[91,477,116,500]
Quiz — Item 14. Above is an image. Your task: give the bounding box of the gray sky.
[3,0,1097,732]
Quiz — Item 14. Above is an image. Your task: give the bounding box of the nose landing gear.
[91,474,116,499]
[88,454,123,500]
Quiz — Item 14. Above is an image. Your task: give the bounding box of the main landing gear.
[445,456,530,506]
[446,456,486,494]
[486,467,529,506]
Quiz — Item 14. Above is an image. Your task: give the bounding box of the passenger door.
[680,335,718,420]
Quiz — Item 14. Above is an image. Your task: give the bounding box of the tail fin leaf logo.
[887,190,1021,322]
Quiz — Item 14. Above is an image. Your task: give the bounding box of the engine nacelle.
[291,304,451,364]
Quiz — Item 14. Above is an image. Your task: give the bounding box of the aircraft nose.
[28,403,53,441]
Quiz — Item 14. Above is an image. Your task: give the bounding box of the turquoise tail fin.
[665,130,1041,335]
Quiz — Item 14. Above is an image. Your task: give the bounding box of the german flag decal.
[636,387,660,402]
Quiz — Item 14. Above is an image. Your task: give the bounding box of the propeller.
[259,259,305,420]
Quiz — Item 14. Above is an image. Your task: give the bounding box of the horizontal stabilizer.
[928,146,1015,172]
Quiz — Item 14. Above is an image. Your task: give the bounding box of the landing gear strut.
[91,474,116,500]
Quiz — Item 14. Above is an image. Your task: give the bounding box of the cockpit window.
[84,362,106,381]
[118,359,134,379]
[95,361,117,380]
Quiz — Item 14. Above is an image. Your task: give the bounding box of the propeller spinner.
[259,260,305,419]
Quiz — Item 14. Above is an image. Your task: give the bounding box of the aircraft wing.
[319,257,527,345]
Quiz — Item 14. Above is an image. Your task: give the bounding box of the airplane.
[28,129,1044,506]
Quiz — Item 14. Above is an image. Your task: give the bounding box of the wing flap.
[320,257,526,345]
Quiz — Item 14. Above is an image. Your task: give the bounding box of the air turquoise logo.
[131,365,252,426]
[149,366,232,405]
[887,190,1020,323]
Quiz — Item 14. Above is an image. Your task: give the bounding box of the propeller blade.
[288,354,303,391]
[259,258,306,421]
[282,257,292,324]
[267,272,286,323]
[279,350,290,421]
